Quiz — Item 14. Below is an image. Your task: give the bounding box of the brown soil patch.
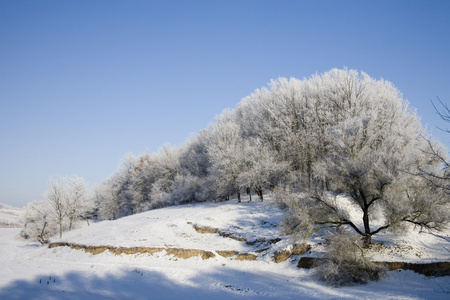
[273,250,292,263]
[49,242,163,256]
[202,251,216,260]
[192,224,219,234]
[84,245,110,255]
[273,243,311,263]
[376,261,450,276]
[291,243,311,255]
[49,242,216,260]
[49,242,265,262]
[110,247,164,255]
[297,257,450,277]
[218,231,247,242]
[166,248,204,259]
[191,224,248,242]
[216,250,239,257]
[235,253,257,261]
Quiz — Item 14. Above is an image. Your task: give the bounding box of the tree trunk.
[38,222,48,245]
[84,214,90,226]
[237,190,241,203]
[362,206,371,246]
[255,186,263,201]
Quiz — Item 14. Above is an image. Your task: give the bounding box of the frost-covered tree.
[96,155,136,219]
[176,132,215,202]
[278,69,449,245]
[179,132,211,179]
[96,145,188,217]
[97,174,127,220]
[128,152,152,213]
[236,75,335,189]
[147,145,182,207]
[206,110,248,202]
[45,178,67,238]
[237,138,289,200]
[64,175,92,230]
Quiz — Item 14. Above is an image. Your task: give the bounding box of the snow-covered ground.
[0,198,449,299]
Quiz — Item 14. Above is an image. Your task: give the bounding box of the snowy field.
[0,199,449,299]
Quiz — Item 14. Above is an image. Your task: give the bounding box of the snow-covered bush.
[314,232,386,287]
[20,201,57,244]
[274,187,314,240]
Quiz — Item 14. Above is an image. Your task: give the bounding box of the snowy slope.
[0,197,449,299]
[0,204,23,228]
[56,199,287,256]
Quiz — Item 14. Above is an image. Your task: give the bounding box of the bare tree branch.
[431,97,450,133]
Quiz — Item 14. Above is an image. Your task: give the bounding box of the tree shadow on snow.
[0,268,224,300]
[0,265,301,300]
[1,263,448,300]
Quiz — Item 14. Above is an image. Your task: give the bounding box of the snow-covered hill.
[56,199,288,257]
[0,203,23,228]
[0,198,449,299]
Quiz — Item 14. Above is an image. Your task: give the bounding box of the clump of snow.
[1,197,449,299]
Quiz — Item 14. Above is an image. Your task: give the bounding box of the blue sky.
[1,0,449,207]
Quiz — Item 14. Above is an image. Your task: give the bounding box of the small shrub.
[314,232,386,287]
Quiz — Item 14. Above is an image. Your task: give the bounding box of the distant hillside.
[0,203,24,228]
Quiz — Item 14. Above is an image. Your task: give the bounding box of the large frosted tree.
[264,69,450,245]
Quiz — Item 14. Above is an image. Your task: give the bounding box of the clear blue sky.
[1,0,449,207]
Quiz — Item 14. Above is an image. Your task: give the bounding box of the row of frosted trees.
[21,175,94,243]
[96,68,448,245]
[23,68,449,245]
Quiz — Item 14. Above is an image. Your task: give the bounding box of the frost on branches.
[272,69,449,245]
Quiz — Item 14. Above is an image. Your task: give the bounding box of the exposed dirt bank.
[297,257,450,277]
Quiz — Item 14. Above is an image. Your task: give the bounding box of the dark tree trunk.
[255,186,263,201]
[362,203,371,246]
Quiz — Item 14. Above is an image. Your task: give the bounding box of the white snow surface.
[1,197,449,299]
